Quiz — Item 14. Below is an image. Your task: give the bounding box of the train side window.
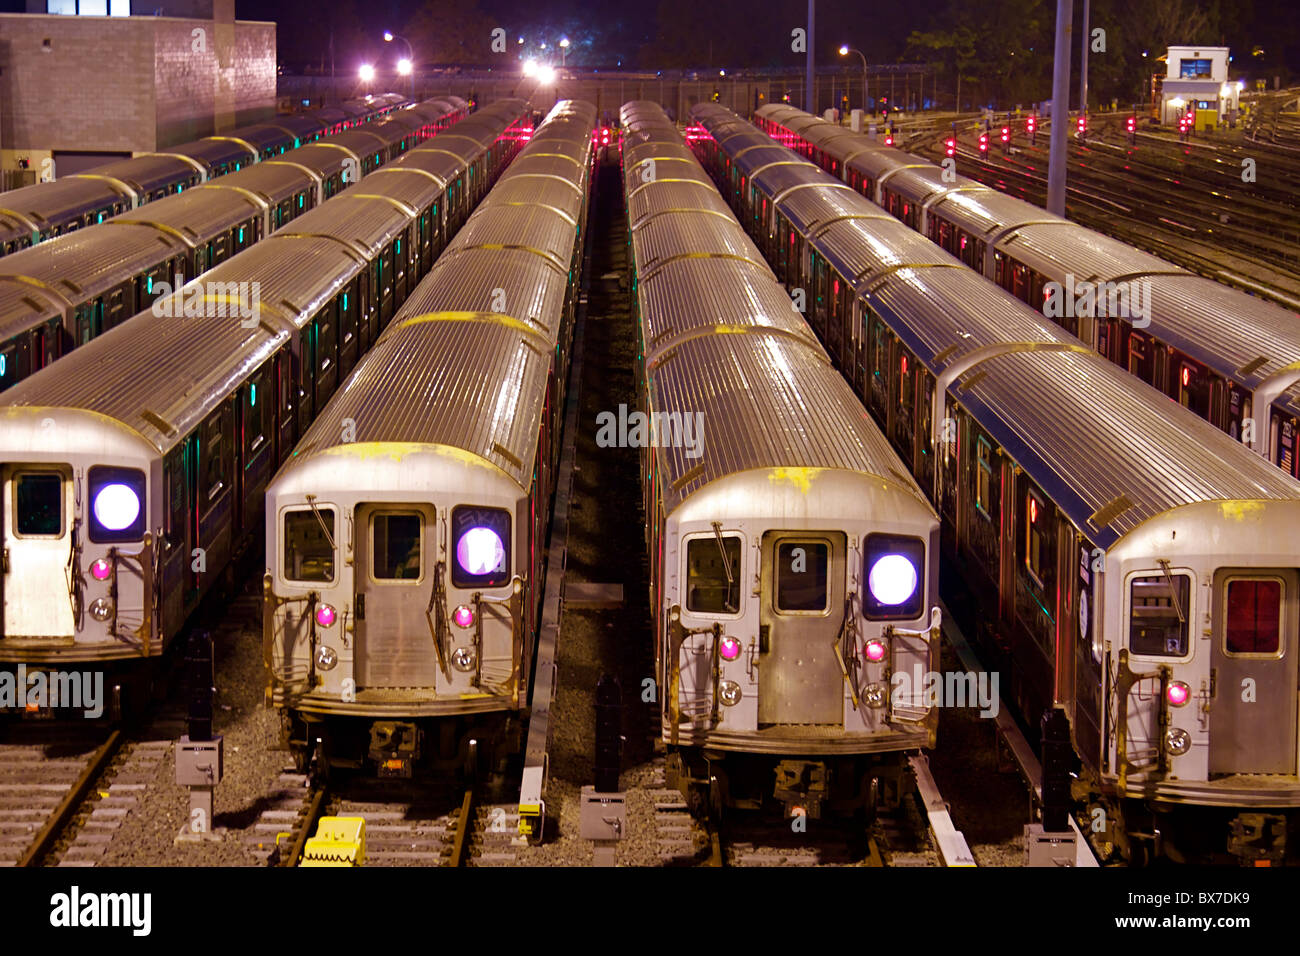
[775,541,829,612]
[1223,578,1283,656]
[685,535,742,615]
[165,456,186,550]
[283,508,335,583]
[244,368,269,459]
[1129,573,1191,657]
[975,437,993,519]
[1025,490,1048,586]
[14,473,62,536]
[0,343,15,390]
[201,414,226,505]
[898,352,914,417]
[371,512,423,581]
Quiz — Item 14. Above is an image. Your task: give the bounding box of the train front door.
[1,465,76,639]
[1209,568,1299,774]
[354,504,438,690]
[758,531,846,725]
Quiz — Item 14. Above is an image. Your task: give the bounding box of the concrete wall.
[0,12,275,164]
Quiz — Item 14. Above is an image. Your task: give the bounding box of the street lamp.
[839,44,868,115]
[523,58,538,77]
[359,63,375,86]
[384,31,415,97]
[560,37,569,68]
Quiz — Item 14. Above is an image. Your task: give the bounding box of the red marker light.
[315,603,337,627]
[1182,366,1191,387]
[1029,498,1038,522]
[1167,681,1191,707]
[719,636,742,661]
[864,640,887,663]
[91,558,112,581]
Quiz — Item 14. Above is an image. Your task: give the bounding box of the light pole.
[384,31,415,98]
[839,45,868,113]
[560,37,569,69]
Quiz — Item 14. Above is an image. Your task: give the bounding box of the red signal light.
[1077,116,1086,132]
[885,134,894,146]
[1027,116,1036,130]
[1126,116,1136,132]
[945,137,956,157]
[1000,126,1009,142]
[979,133,988,152]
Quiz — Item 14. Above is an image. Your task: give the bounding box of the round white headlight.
[1165,727,1191,756]
[93,483,140,532]
[316,645,337,671]
[456,527,505,576]
[89,597,114,622]
[719,680,742,706]
[868,554,918,606]
[864,682,886,709]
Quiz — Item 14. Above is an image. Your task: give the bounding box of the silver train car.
[0,98,471,395]
[0,101,528,714]
[691,102,1300,864]
[752,104,1300,483]
[263,100,597,777]
[0,93,418,257]
[621,101,942,821]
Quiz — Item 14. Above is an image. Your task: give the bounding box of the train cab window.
[686,535,742,614]
[1129,573,1191,657]
[371,512,423,580]
[775,541,829,612]
[1224,578,1282,655]
[1178,362,1212,419]
[1025,491,1048,586]
[975,437,994,519]
[283,509,336,583]
[15,473,62,536]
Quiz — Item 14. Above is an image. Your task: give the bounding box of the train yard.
[1,25,1300,930]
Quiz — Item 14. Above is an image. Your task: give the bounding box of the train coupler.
[369,721,421,778]
[1228,812,1286,866]
[774,760,827,820]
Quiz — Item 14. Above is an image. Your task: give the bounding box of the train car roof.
[957,347,1300,549]
[113,186,267,243]
[275,192,415,260]
[647,332,929,515]
[80,155,198,195]
[628,178,730,229]
[0,177,132,230]
[0,300,288,453]
[286,315,551,492]
[164,137,257,169]
[630,206,763,279]
[776,182,891,236]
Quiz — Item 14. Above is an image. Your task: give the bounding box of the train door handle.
[759,624,770,654]
[355,594,365,621]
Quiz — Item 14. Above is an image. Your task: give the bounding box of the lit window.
[1129,573,1191,657]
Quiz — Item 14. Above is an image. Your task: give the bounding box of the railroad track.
[251,773,513,867]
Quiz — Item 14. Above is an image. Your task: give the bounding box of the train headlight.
[864,682,887,708]
[452,506,510,588]
[1166,681,1191,707]
[316,645,338,671]
[1165,728,1191,756]
[87,466,147,543]
[452,647,477,672]
[719,636,742,661]
[93,483,140,531]
[90,559,112,581]
[863,534,924,619]
[314,603,337,628]
[453,604,475,628]
[863,639,887,663]
[89,598,113,622]
[719,680,742,706]
[868,555,918,607]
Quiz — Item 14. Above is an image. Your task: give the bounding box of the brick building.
[0,2,275,182]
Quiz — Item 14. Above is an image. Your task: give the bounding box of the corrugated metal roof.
[405,248,567,341]
[779,185,891,236]
[648,333,927,514]
[632,211,761,279]
[275,193,414,257]
[452,204,579,272]
[817,216,950,284]
[640,257,819,358]
[167,138,255,168]
[114,188,265,244]
[199,162,318,203]
[734,145,804,178]
[958,347,1300,549]
[86,155,196,194]
[0,177,132,227]
[999,220,1181,284]
[628,180,731,229]
[292,316,551,490]
[0,301,288,453]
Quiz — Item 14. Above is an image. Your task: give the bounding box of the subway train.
[621,101,943,821]
[0,97,471,396]
[691,101,1300,864]
[751,104,1300,482]
[0,93,415,257]
[262,100,597,777]
[0,99,528,718]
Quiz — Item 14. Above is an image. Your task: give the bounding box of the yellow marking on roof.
[320,441,500,471]
[767,467,821,495]
[396,310,549,340]
[1218,501,1265,523]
